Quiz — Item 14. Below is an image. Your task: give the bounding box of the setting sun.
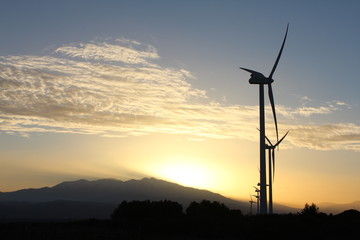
[155,156,216,190]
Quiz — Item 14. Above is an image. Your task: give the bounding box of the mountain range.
[319,201,360,214]
[0,177,298,220]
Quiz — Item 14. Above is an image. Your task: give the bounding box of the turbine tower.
[240,24,289,214]
[265,131,289,214]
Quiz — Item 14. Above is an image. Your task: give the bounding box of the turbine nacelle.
[239,67,274,85]
[265,144,275,150]
[249,76,274,85]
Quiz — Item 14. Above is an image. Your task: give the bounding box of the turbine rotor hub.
[248,76,274,85]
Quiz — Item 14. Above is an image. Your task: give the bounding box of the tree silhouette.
[111,200,183,222]
[186,200,231,220]
[111,200,184,236]
[301,203,319,215]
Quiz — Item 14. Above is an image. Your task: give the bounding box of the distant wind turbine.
[240,24,289,214]
[265,131,289,214]
[249,194,256,215]
[253,186,260,215]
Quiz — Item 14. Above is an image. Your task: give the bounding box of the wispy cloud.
[0,38,359,150]
[275,105,333,119]
[285,123,360,151]
[55,40,159,66]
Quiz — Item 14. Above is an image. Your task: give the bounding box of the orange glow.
[154,156,216,190]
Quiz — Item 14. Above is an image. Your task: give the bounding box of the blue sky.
[2,0,359,105]
[0,0,360,207]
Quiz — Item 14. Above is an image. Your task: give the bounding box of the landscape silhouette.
[0,199,359,239]
[0,178,359,239]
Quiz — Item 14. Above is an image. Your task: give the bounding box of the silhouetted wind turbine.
[249,194,256,215]
[253,186,260,215]
[240,24,289,214]
[265,131,289,214]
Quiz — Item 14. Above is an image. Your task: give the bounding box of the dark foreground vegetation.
[0,200,359,240]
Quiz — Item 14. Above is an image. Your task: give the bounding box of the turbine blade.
[268,23,289,79]
[239,67,263,75]
[264,134,273,146]
[257,128,274,146]
[274,130,289,148]
[268,83,279,142]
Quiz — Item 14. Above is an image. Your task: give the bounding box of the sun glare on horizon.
[154,156,216,190]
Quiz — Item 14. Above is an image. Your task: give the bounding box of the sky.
[0,0,360,208]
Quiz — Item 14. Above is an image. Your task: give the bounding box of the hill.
[320,200,360,214]
[0,177,297,220]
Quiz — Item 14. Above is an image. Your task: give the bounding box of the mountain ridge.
[0,177,298,220]
[0,178,236,205]
[319,200,360,214]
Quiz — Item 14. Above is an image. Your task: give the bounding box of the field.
[1,209,359,240]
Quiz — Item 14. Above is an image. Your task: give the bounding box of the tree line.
[111,199,239,222]
[110,200,360,239]
[0,200,359,239]
[111,200,360,239]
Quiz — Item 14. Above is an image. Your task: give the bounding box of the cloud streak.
[55,39,159,66]
[285,123,360,151]
[0,38,359,150]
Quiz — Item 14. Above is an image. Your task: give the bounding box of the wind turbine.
[249,194,256,215]
[253,186,260,215]
[240,24,289,214]
[265,131,289,214]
